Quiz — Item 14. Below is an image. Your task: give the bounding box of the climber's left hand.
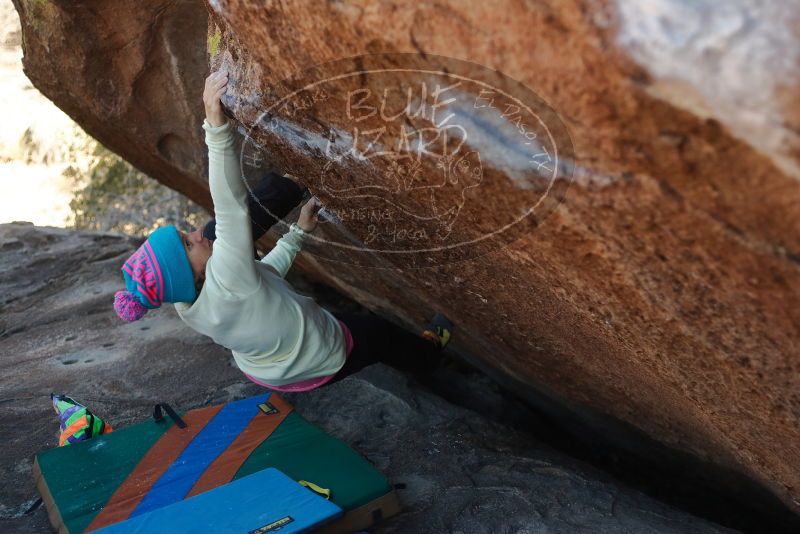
[204,68,228,127]
[297,196,322,233]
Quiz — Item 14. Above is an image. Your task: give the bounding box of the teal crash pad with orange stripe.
[33,392,397,534]
[94,468,342,534]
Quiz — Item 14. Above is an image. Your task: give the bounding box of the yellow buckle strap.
[298,480,331,500]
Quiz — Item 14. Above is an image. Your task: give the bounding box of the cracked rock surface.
[289,366,733,534]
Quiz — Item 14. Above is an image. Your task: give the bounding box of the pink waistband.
[244,319,353,393]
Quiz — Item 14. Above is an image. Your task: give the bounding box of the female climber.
[112,68,453,392]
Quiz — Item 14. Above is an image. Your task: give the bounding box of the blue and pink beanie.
[114,226,196,322]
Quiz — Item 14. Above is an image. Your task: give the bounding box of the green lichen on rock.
[21,0,58,35]
[207,28,221,58]
[24,0,53,14]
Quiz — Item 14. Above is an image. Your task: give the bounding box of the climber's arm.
[260,224,307,278]
[260,197,321,278]
[202,70,259,295]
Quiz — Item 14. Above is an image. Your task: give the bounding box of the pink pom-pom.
[114,291,148,322]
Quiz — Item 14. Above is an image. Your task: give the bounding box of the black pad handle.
[153,403,187,429]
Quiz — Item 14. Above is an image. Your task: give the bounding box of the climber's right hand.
[203,68,229,127]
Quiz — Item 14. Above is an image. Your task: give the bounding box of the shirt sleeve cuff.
[202,117,230,133]
[289,223,309,241]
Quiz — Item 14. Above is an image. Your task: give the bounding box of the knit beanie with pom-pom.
[114,226,196,322]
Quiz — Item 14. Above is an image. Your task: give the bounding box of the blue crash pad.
[94,467,342,534]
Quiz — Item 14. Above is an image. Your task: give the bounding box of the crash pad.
[93,468,342,534]
[33,392,400,533]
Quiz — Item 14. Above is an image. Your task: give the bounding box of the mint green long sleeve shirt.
[174,118,346,385]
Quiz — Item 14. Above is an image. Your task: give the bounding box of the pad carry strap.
[153,403,187,429]
[298,480,332,500]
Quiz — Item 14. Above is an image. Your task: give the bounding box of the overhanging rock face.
[13,0,800,519]
[204,0,800,514]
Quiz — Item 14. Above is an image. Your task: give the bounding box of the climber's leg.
[202,172,304,242]
[324,311,449,386]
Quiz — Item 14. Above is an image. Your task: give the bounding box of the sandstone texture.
[11,0,800,522]
[0,223,735,533]
[291,366,736,534]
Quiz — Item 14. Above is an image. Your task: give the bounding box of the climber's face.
[180,228,213,283]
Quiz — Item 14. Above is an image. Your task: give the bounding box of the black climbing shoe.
[421,313,454,350]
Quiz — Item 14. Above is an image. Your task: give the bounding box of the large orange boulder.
[204,0,800,516]
[12,0,800,522]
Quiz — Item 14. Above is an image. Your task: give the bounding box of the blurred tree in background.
[61,135,208,237]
